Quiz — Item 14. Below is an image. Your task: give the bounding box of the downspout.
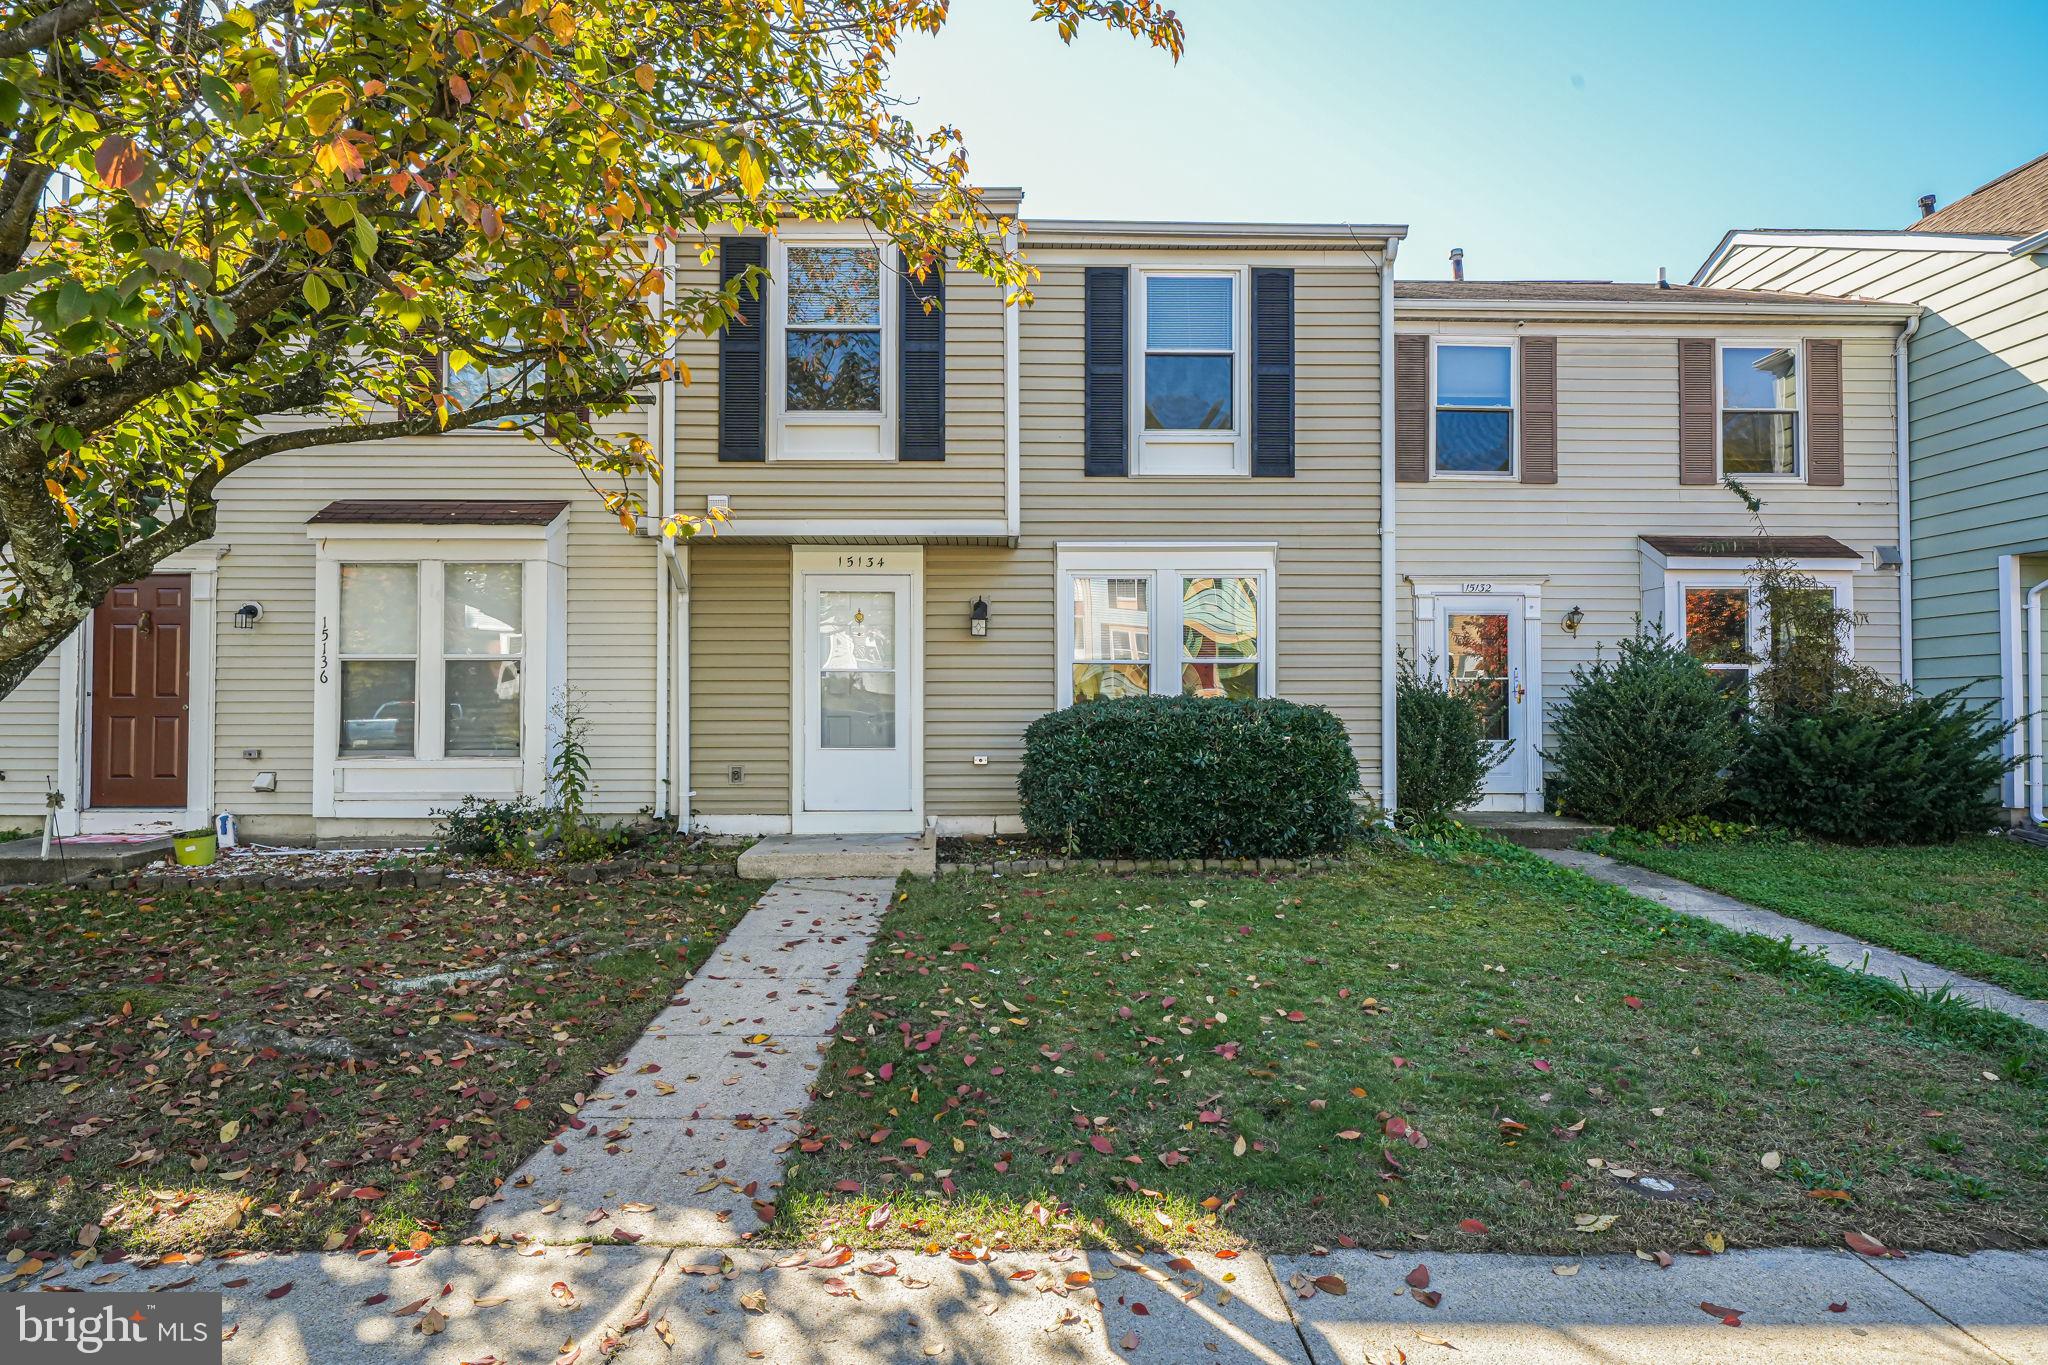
[659,240,689,832]
[1002,224,1021,543]
[1893,312,1920,689]
[1378,237,1400,815]
[2029,580,2046,826]
[650,239,674,824]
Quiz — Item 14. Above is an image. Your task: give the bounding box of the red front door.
[90,575,191,808]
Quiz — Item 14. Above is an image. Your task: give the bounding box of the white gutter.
[2012,229,2048,257]
[1002,223,1021,542]
[1396,298,1919,320]
[2030,579,2047,826]
[1378,237,1400,815]
[1894,312,1920,689]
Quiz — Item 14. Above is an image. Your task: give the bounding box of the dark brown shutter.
[1249,268,1295,477]
[1394,334,1430,483]
[898,251,945,461]
[1518,335,1558,485]
[717,236,766,462]
[1083,266,1129,477]
[1805,338,1844,487]
[1677,337,1716,485]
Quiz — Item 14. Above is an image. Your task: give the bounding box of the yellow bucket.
[172,830,218,867]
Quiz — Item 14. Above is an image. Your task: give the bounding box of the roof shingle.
[1908,152,2048,236]
[1639,534,1861,561]
[307,499,570,526]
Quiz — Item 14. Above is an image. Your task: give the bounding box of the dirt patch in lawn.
[780,845,2047,1257]
[0,873,764,1256]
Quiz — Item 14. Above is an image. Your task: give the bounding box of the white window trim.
[1130,265,1250,478]
[1056,544,1276,707]
[1715,338,1805,483]
[767,234,897,463]
[1428,336,1518,480]
[307,518,567,820]
[1664,569,1856,680]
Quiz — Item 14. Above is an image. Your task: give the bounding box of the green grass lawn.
[782,843,2048,1257]
[0,872,764,1255]
[1592,833,2048,1002]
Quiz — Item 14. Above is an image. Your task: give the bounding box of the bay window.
[337,561,524,758]
[1060,548,1273,706]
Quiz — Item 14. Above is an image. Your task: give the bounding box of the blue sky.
[887,1,2048,282]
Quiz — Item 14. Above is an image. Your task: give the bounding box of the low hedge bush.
[1018,695,1359,858]
[1732,688,2014,843]
[1546,625,1743,828]
[1394,654,1494,829]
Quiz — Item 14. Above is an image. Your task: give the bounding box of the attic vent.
[1449,247,1465,282]
[1918,194,1937,218]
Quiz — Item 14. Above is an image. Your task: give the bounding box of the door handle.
[137,611,153,635]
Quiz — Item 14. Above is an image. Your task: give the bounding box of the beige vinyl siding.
[694,252,1390,827]
[687,543,791,819]
[204,437,659,837]
[1704,242,2048,707]
[980,256,1387,805]
[1396,322,1904,767]
[0,655,60,823]
[671,246,1008,524]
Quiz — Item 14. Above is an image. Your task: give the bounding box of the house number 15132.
[839,555,887,569]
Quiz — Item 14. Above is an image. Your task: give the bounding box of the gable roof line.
[1689,227,2023,285]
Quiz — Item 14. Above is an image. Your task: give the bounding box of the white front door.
[1434,594,1530,807]
[799,571,918,830]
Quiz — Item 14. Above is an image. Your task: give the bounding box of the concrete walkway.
[35,1243,2048,1363]
[482,875,895,1246]
[1540,849,2048,1033]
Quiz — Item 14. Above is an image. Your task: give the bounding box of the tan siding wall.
[205,439,658,837]
[691,254,1389,827]
[1396,321,1904,769]
[687,543,791,819]
[671,247,1007,524]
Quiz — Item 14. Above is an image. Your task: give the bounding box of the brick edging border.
[52,859,744,895]
[935,854,1342,877]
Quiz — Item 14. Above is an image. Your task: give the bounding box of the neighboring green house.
[1696,153,2048,824]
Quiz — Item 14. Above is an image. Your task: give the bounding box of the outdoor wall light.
[969,597,990,637]
[1561,605,1585,635]
[233,602,264,630]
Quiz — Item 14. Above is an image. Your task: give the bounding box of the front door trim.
[1409,578,1544,813]
[789,546,924,835]
[53,546,224,836]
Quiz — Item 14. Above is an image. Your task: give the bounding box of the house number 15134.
[839,555,887,569]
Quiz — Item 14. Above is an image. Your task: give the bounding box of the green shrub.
[1018,695,1359,858]
[435,795,547,862]
[1546,624,1743,828]
[1732,688,2015,843]
[1394,653,1495,829]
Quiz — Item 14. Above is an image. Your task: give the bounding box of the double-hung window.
[1134,270,1245,475]
[1061,550,1273,706]
[1432,340,1515,476]
[771,240,894,459]
[338,562,525,758]
[1719,343,1800,478]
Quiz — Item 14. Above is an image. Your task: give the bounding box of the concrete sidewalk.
[27,1242,2046,1363]
[1540,849,2048,1033]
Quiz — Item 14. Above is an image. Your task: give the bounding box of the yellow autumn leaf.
[219,1120,240,1144]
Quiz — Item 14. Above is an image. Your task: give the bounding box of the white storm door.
[802,574,914,815]
[1436,595,1527,799]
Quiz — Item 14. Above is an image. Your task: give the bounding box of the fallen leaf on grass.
[1760,1151,1781,1171]
[1457,1218,1487,1235]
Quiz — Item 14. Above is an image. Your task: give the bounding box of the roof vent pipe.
[1657,266,1670,289]
[1449,247,1465,282]
[1918,194,1937,218]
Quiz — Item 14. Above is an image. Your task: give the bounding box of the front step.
[735,832,936,880]
[0,835,174,886]
[1458,811,1611,850]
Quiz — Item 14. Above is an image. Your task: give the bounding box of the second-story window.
[1135,270,1245,475]
[1433,341,1515,476]
[1719,343,1800,478]
[770,241,895,459]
